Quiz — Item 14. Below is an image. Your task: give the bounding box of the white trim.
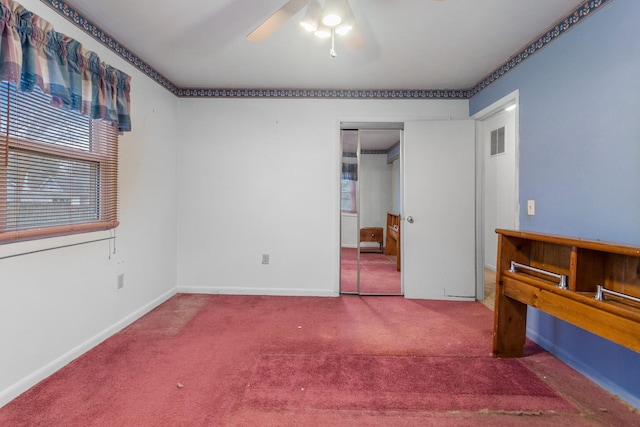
[177,286,338,297]
[336,120,344,295]
[471,90,520,121]
[0,229,115,259]
[399,129,405,296]
[0,287,177,408]
[474,120,485,301]
[472,89,520,301]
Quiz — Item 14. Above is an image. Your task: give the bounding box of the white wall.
[340,213,358,248]
[391,158,401,213]
[341,154,393,249]
[176,98,468,296]
[359,154,393,249]
[0,0,180,407]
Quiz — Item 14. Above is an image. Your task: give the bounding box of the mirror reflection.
[340,127,402,295]
[340,130,359,293]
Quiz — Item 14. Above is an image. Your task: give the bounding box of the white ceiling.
[57,0,587,91]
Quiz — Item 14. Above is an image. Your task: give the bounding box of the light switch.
[527,200,535,216]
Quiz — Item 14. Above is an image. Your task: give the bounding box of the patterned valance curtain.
[0,0,131,131]
[342,163,357,181]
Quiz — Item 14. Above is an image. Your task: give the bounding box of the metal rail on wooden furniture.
[595,285,640,304]
[493,229,640,358]
[509,261,568,289]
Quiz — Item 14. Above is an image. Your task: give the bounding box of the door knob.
[407,216,414,224]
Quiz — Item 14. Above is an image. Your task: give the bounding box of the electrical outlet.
[262,254,270,265]
[117,273,124,289]
[527,200,535,216]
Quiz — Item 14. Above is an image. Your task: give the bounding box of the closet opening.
[339,122,403,296]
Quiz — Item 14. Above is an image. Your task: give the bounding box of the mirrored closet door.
[340,124,403,295]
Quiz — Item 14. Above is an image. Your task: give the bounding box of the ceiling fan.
[247,0,364,56]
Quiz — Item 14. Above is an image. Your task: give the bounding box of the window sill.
[0,229,115,259]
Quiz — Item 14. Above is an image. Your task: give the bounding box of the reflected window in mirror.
[341,162,358,213]
[341,179,357,213]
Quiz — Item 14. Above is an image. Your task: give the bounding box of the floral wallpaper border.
[41,0,612,99]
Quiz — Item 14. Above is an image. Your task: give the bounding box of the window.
[341,179,357,213]
[341,161,357,213]
[0,82,119,243]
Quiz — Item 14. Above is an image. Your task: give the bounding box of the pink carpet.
[246,354,574,412]
[1,295,638,426]
[341,247,401,294]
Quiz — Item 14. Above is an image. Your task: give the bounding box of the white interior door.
[403,120,476,300]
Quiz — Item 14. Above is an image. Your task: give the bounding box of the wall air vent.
[490,127,505,156]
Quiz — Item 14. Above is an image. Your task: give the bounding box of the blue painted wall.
[470,0,640,409]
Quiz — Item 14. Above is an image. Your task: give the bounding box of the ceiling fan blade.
[343,1,364,51]
[345,24,364,51]
[247,0,309,42]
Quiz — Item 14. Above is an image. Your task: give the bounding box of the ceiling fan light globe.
[322,0,347,27]
[300,21,317,32]
[335,24,352,35]
[322,14,342,27]
[315,27,332,38]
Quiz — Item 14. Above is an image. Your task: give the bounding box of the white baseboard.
[405,296,476,302]
[177,285,339,297]
[0,288,177,408]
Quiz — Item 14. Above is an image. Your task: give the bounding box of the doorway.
[340,119,477,299]
[340,123,403,295]
[473,90,520,308]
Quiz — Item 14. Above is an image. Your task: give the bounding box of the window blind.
[0,81,119,243]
